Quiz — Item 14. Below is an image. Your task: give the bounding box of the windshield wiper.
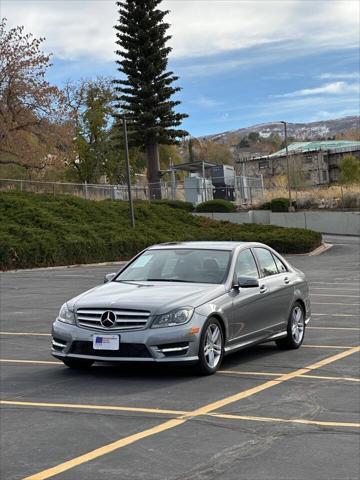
[146,278,195,283]
[115,280,145,285]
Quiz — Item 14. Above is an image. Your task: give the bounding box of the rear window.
[254,248,278,277]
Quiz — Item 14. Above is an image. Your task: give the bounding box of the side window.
[272,254,288,273]
[254,248,278,277]
[235,249,259,278]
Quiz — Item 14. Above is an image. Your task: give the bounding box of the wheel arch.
[294,298,306,315]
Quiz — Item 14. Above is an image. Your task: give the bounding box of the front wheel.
[276,302,305,350]
[62,358,94,369]
[196,318,224,375]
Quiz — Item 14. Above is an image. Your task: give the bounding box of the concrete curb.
[308,242,333,256]
[3,260,126,274]
[288,242,333,257]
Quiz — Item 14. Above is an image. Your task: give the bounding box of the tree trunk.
[146,142,161,199]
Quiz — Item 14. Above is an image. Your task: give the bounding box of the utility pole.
[123,115,135,228]
[280,121,292,209]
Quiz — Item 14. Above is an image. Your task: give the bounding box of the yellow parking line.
[219,370,281,377]
[308,326,360,331]
[312,302,360,306]
[0,400,186,416]
[311,287,360,291]
[312,313,359,317]
[0,359,60,365]
[209,412,360,429]
[22,345,360,480]
[218,370,360,383]
[0,332,51,336]
[24,418,188,480]
[4,359,358,382]
[302,345,353,349]
[311,294,359,298]
[3,400,359,429]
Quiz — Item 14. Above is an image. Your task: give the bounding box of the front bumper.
[51,316,203,364]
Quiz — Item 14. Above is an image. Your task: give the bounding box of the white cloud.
[1,0,359,61]
[191,96,223,108]
[273,81,360,98]
[318,72,359,80]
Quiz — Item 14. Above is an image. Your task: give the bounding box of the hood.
[68,281,225,315]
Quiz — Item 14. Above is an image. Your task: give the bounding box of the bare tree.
[0,19,73,174]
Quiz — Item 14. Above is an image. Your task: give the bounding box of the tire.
[196,317,224,375]
[276,301,305,350]
[62,358,94,369]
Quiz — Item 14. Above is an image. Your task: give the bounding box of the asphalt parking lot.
[1,235,359,480]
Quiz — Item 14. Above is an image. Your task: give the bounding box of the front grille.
[69,341,151,358]
[76,308,150,331]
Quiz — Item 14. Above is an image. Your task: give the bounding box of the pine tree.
[114,0,188,198]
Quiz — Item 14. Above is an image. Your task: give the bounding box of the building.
[240,140,360,186]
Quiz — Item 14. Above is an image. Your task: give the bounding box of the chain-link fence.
[1,177,359,209]
[0,177,264,204]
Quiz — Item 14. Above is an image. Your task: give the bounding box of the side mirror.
[104,273,116,283]
[236,276,259,288]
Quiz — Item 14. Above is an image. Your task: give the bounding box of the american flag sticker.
[93,335,120,350]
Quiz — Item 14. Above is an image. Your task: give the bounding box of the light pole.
[280,120,292,209]
[122,115,135,228]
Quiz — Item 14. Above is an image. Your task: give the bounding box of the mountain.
[201,116,359,145]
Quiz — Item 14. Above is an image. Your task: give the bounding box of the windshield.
[116,249,231,284]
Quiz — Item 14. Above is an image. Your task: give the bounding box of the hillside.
[202,116,359,145]
[0,192,321,269]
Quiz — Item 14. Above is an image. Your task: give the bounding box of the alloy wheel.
[291,306,304,344]
[203,323,222,369]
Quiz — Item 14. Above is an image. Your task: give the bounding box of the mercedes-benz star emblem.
[100,310,116,328]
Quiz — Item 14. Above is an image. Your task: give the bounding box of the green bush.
[257,202,271,210]
[196,199,236,213]
[270,197,290,212]
[0,191,321,269]
[150,199,194,211]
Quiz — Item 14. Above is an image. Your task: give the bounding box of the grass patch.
[0,191,322,269]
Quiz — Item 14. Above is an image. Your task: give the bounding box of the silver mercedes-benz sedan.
[51,241,310,374]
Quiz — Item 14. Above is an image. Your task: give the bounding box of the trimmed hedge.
[0,191,322,269]
[196,199,236,212]
[149,199,194,211]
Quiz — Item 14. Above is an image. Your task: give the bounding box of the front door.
[229,248,263,342]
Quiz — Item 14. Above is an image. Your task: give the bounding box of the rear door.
[253,247,294,331]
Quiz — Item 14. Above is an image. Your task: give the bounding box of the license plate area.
[93,335,120,350]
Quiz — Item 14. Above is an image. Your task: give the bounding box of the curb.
[3,260,127,274]
[308,242,333,256]
[288,242,333,257]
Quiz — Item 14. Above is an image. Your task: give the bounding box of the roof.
[172,161,216,172]
[268,140,360,158]
[149,241,246,251]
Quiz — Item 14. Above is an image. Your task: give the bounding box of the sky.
[2,0,360,136]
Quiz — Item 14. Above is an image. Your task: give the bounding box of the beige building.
[238,140,360,186]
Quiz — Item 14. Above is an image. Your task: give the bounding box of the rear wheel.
[276,302,305,350]
[196,318,224,375]
[62,358,94,369]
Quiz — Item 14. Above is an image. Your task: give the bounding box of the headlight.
[58,303,75,325]
[151,308,194,328]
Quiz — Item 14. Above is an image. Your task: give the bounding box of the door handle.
[284,277,290,284]
[260,285,267,293]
